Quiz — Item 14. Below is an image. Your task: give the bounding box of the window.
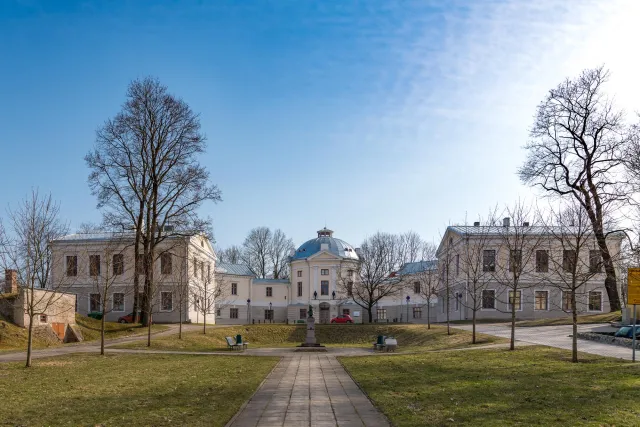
[216,308,221,316]
[536,250,549,273]
[413,282,421,294]
[589,250,602,273]
[297,270,302,278]
[348,270,354,279]
[508,290,522,311]
[297,282,303,297]
[347,281,353,296]
[231,283,238,295]
[89,293,101,312]
[534,291,548,311]
[321,280,329,295]
[589,291,602,311]
[161,292,173,311]
[89,255,101,277]
[137,254,146,275]
[413,307,422,318]
[161,253,172,275]
[113,254,124,275]
[562,291,574,311]
[230,308,239,319]
[509,250,522,273]
[321,269,329,276]
[563,250,576,273]
[482,290,496,309]
[300,309,307,319]
[66,256,78,277]
[343,309,350,316]
[201,263,205,281]
[456,254,460,275]
[193,258,199,278]
[265,287,273,297]
[40,314,47,323]
[264,309,274,320]
[376,308,387,320]
[483,250,496,272]
[113,293,125,312]
[455,292,460,311]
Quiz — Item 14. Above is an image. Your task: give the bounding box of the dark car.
[117,312,143,324]
[87,311,103,320]
[614,326,640,338]
[330,314,354,324]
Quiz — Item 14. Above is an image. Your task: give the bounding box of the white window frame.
[66,254,78,277]
[297,270,302,278]
[481,289,496,311]
[266,287,273,297]
[112,292,125,313]
[321,269,329,276]
[231,283,238,296]
[230,308,239,319]
[508,290,523,312]
[454,292,460,311]
[320,280,329,296]
[534,290,549,311]
[297,282,303,297]
[160,291,173,312]
[88,293,101,312]
[89,253,101,277]
[588,290,603,312]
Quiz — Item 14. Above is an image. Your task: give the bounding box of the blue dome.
[291,228,359,261]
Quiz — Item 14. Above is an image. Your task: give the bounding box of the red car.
[117,312,144,324]
[330,314,354,324]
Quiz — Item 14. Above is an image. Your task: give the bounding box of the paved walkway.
[457,323,636,360]
[227,354,389,427]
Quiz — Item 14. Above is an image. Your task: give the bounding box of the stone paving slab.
[227,354,389,427]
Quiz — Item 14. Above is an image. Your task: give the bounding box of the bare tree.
[337,232,403,323]
[458,216,495,344]
[191,261,229,334]
[492,201,545,350]
[87,233,132,355]
[399,231,423,265]
[270,229,295,279]
[519,66,636,311]
[0,191,70,367]
[437,233,455,335]
[217,245,243,264]
[242,227,271,278]
[542,201,603,362]
[86,77,221,336]
[414,243,439,329]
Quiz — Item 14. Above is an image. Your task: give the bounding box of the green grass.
[0,353,278,426]
[516,311,621,327]
[340,346,640,426]
[0,314,169,352]
[114,323,505,352]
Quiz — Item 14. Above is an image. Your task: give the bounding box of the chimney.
[503,217,510,227]
[473,221,480,227]
[523,222,530,227]
[4,270,18,294]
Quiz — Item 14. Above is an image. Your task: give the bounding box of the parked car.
[87,311,103,320]
[117,312,143,324]
[614,325,640,338]
[330,314,353,324]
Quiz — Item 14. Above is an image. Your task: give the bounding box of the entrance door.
[319,302,330,324]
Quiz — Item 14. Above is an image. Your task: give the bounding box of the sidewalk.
[227,353,390,427]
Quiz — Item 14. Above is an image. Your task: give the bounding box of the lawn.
[0,314,168,352]
[114,323,504,352]
[0,353,278,426]
[516,311,621,327]
[340,346,640,426]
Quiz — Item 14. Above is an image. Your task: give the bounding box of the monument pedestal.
[296,315,326,352]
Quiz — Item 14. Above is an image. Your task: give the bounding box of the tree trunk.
[25,315,34,368]
[446,292,450,335]
[427,303,431,329]
[100,309,106,355]
[179,308,183,340]
[593,216,621,311]
[147,314,152,347]
[472,308,477,344]
[572,290,578,363]
[368,307,373,323]
[203,313,207,334]
[510,300,516,351]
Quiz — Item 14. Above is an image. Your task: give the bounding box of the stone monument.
[296,304,326,352]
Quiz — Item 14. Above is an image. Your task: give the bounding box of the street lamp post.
[269,302,273,323]
[406,295,410,324]
[247,299,251,323]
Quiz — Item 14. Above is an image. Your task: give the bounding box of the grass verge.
[340,346,640,426]
[0,353,278,426]
[516,311,621,327]
[0,314,169,352]
[113,323,505,352]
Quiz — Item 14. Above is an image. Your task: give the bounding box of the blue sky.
[1,0,639,250]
